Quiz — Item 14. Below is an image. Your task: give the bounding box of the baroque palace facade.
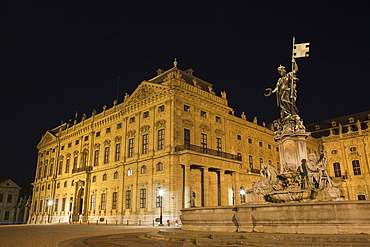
[30,63,331,225]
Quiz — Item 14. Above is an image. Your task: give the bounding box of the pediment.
[37,131,57,149]
[125,82,169,105]
[0,178,21,189]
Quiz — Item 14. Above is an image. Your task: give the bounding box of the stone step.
[149,229,370,246]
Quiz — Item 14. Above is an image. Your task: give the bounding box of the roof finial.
[173,58,178,68]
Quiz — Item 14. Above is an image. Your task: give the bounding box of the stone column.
[218,169,227,206]
[202,167,209,207]
[183,164,191,208]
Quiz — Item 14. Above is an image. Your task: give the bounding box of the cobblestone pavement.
[0,224,178,247]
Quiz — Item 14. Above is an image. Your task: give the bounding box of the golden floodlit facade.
[29,64,323,225]
[307,111,370,201]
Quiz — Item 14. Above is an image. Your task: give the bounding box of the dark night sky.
[1,0,369,184]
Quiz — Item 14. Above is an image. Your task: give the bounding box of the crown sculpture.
[252,38,342,203]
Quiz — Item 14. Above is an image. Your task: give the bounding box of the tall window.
[94,150,99,166]
[184,105,190,112]
[82,150,88,166]
[249,155,253,169]
[69,197,73,211]
[127,168,133,176]
[200,110,207,117]
[128,138,134,157]
[114,171,118,179]
[49,163,53,176]
[115,143,121,161]
[38,164,42,179]
[101,193,106,210]
[143,111,149,118]
[65,159,70,173]
[91,194,95,210]
[112,192,118,210]
[158,105,165,113]
[44,165,47,178]
[201,133,207,153]
[140,189,146,208]
[141,165,147,174]
[7,194,12,203]
[54,198,59,212]
[142,134,149,154]
[156,187,163,207]
[73,157,78,170]
[61,198,66,212]
[125,190,131,209]
[333,162,342,177]
[156,162,163,171]
[216,138,222,156]
[102,174,107,181]
[58,161,63,175]
[352,160,361,175]
[184,129,191,147]
[158,129,165,150]
[104,147,109,164]
[39,200,43,212]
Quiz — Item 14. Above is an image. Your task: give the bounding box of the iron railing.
[175,144,242,161]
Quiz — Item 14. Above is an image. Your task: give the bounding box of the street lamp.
[240,187,246,204]
[158,188,164,226]
[47,200,53,223]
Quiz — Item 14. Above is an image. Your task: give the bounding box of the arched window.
[71,180,75,186]
[127,168,133,176]
[92,176,97,182]
[64,181,67,187]
[102,174,107,181]
[358,195,366,200]
[114,171,118,179]
[141,165,147,174]
[156,162,163,171]
[57,183,60,189]
[352,160,361,175]
[333,162,342,177]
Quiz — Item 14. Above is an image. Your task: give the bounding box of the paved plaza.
[0,224,178,247]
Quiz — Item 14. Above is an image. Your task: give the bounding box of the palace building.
[306,111,370,201]
[30,62,348,225]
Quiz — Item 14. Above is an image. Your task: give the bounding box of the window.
[217,138,222,156]
[58,161,63,175]
[350,147,357,152]
[38,165,42,179]
[92,176,96,182]
[184,105,190,112]
[104,147,109,164]
[358,195,366,200]
[158,129,165,150]
[73,157,78,170]
[248,138,252,144]
[54,199,59,212]
[184,129,191,147]
[142,134,149,154]
[158,105,165,113]
[69,197,73,211]
[125,190,131,209]
[333,162,342,177]
[115,143,121,161]
[117,123,122,129]
[331,150,338,154]
[260,158,263,164]
[57,183,60,188]
[4,211,10,221]
[129,117,135,123]
[156,162,163,171]
[112,192,118,210]
[61,145,65,150]
[7,194,12,203]
[44,165,47,178]
[106,127,111,133]
[90,195,95,210]
[141,165,147,174]
[101,193,106,210]
[127,168,133,176]
[237,153,242,161]
[128,138,134,157]
[352,160,361,175]
[140,189,146,208]
[240,187,246,203]
[102,174,107,181]
[71,180,75,186]
[76,140,79,145]
[114,171,118,179]
[96,131,101,137]
[268,144,272,149]
[94,150,99,166]
[259,141,263,147]
[201,133,207,153]
[39,200,43,212]
[47,184,51,190]
[68,143,72,148]
[237,135,241,140]
[64,181,67,187]
[0,194,3,202]
[49,163,53,176]
[216,116,221,123]
[249,156,253,169]
[65,159,70,173]
[61,198,66,212]
[84,136,89,141]
[143,111,149,118]
[156,187,163,207]
[200,110,207,118]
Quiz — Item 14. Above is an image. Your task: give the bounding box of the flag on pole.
[293,42,310,58]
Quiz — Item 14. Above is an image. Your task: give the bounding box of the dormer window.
[331,121,337,127]
[315,125,321,130]
[348,117,355,123]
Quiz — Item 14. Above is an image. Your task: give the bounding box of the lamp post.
[240,187,246,204]
[47,200,53,223]
[158,188,164,226]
